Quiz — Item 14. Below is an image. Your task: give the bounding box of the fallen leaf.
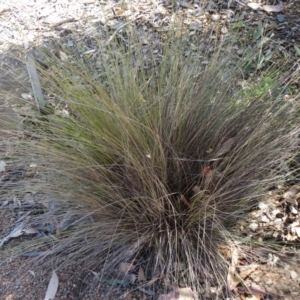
[262,3,284,13]
[0,222,25,248]
[26,54,47,108]
[247,284,267,296]
[239,264,258,279]
[22,226,39,235]
[138,267,145,281]
[44,270,59,300]
[247,3,262,10]
[10,227,24,238]
[227,266,240,290]
[216,137,235,156]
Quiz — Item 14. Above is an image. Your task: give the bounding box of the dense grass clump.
[1,31,300,297]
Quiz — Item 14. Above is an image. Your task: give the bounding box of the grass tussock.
[1,30,300,297]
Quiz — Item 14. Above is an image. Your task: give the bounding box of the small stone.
[277,14,285,23]
[272,209,281,216]
[179,1,191,8]
[258,202,268,210]
[0,160,6,172]
[192,8,204,16]
[290,271,298,280]
[261,215,270,223]
[21,93,33,100]
[67,39,74,47]
[226,10,235,18]
[273,218,282,225]
[221,26,228,34]
[211,14,220,21]
[249,223,258,232]
[190,22,202,31]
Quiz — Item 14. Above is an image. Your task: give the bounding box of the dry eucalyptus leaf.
[216,138,235,156]
[247,3,261,10]
[248,284,267,296]
[0,222,25,248]
[10,227,24,238]
[227,266,240,290]
[138,267,145,281]
[262,3,284,13]
[26,54,47,108]
[44,270,59,300]
[239,264,258,279]
[22,226,39,235]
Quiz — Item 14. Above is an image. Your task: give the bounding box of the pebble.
[220,26,228,34]
[249,223,258,232]
[290,271,298,280]
[191,8,204,16]
[276,14,285,23]
[179,0,191,8]
[261,215,269,223]
[190,21,202,31]
[211,14,220,22]
[258,202,268,210]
